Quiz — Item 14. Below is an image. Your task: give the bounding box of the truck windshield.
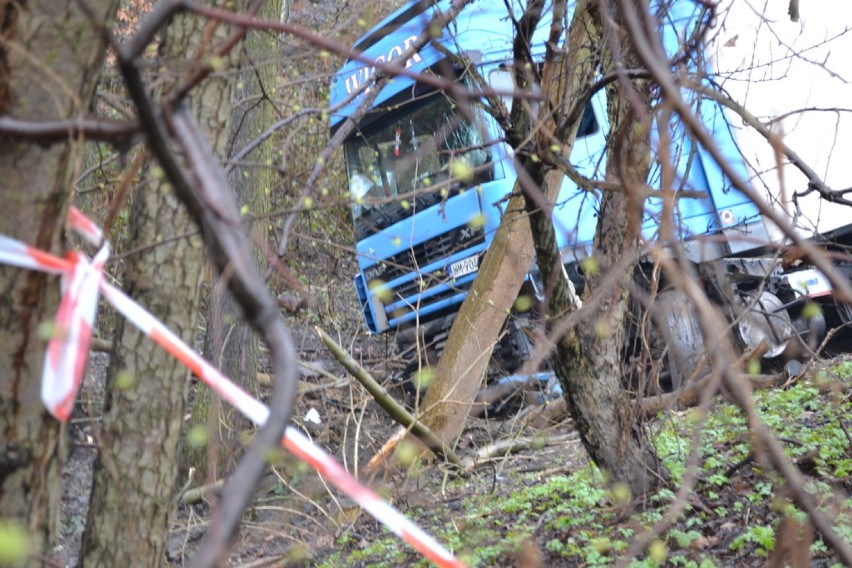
[345,91,493,238]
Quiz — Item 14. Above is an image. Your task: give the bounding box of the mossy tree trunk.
[80,6,237,566]
[0,0,117,561]
[187,0,282,481]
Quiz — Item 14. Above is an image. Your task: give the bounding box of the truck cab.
[330,0,845,396]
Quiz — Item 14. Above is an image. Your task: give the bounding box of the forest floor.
[55,246,852,567]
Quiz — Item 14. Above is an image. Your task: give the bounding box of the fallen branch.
[459,433,578,471]
[90,337,114,352]
[639,342,772,417]
[255,373,349,394]
[180,480,224,505]
[316,327,461,468]
[365,428,407,475]
[234,555,289,568]
[256,358,350,393]
[639,369,797,416]
[516,397,570,429]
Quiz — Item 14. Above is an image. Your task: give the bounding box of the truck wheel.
[653,289,706,392]
[734,291,793,358]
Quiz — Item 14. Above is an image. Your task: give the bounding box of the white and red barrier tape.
[0,207,466,568]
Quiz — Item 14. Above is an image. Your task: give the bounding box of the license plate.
[788,268,832,297]
[449,255,479,279]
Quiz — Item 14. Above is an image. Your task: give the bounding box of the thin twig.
[224,108,319,174]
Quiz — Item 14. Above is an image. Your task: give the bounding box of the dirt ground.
[53,249,851,566]
[53,244,585,566]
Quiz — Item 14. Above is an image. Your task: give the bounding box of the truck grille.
[362,225,485,285]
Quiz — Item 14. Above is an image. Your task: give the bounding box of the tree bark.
[0,0,117,562]
[413,194,536,445]
[188,0,281,481]
[409,0,557,452]
[80,7,234,566]
[81,191,204,567]
[527,1,664,498]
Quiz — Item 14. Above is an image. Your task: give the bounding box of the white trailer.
[711,0,852,240]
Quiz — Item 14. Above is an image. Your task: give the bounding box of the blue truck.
[328,0,849,396]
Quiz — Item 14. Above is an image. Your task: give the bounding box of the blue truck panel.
[333,0,767,337]
[331,1,552,130]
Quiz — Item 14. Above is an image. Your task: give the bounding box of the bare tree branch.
[167,0,267,106]
[317,326,462,468]
[618,1,852,307]
[0,116,138,146]
[185,1,477,103]
[691,82,852,207]
[618,1,852,562]
[224,108,320,174]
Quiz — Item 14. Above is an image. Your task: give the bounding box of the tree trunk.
[416,193,536,444]
[188,0,281,481]
[410,0,549,451]
[81,190,204,566]
[528,1,665,498]
[80,7,235,566]
[411,0,601,450]
[0,0,116,562]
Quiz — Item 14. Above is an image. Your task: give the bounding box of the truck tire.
[653,289,706,391]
